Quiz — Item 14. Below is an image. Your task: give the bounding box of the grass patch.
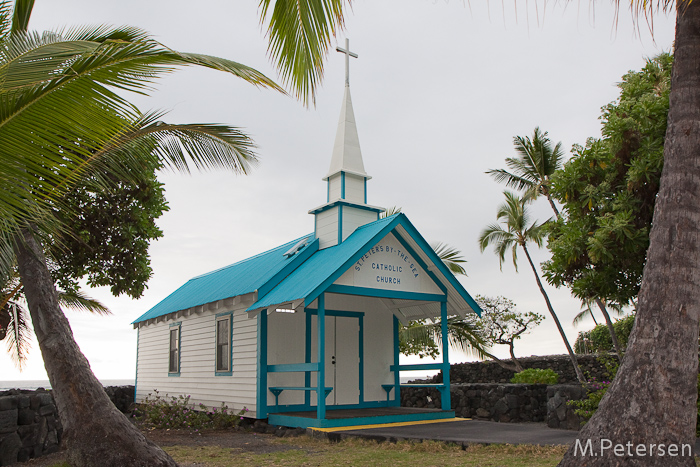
[164,437,569,466]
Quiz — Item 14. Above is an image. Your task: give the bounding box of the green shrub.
[510,368,559,384]
[134,390,247,431]
[574,314,635,354]
[568,355,618,425]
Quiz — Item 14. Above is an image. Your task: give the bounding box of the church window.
[215,314,232,374]
[168,323,181,375]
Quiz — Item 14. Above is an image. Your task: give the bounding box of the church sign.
[334,233,442,294]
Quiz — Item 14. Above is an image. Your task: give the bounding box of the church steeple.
[310,39,384,250]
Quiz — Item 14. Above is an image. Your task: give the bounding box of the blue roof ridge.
[189,233,314,280]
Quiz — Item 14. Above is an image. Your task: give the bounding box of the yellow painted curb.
[310,417,471,432]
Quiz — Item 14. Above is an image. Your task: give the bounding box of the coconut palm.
[486,127,564,217]
[1,276,109,368]
[478,191,585,383]
[0,1,350,465]
[572,299,599,327]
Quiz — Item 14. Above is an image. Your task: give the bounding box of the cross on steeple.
[336,38,358,86]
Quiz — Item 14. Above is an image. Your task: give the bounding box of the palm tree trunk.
[522,244,586,383]
[14,226,176,467]
[545,193,560,218]
[559,3,700,465]
[594,298,622,357]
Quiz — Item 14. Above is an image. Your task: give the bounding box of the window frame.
[168,322,181,376]
[215,312,233,376]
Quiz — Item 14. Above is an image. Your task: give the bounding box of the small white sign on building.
[334,233,443,295]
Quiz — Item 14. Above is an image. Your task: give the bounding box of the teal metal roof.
[132,234,316,324]
[134,213,482,325]
[246,214,399,311]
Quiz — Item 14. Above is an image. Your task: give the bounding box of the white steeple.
[324,85,369,180]
[309,38,384,250]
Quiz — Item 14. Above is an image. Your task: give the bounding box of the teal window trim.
[215,311,233,376]
[168,322,181,377]
[341,171,346,199]
[327,180,330,203]
[364,177,367,204]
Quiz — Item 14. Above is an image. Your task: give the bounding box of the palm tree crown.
[478,191,547,271]
[486,127,564,216]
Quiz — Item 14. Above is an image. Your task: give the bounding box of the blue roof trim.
[257,238,319,299]
[132,233,314,324]
[247,213,481,317]
[308,199,384,215]
[303,215,404,307]
[246,214,400,311]
[398,218,482,317]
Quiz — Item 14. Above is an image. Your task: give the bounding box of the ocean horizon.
[0,379,135,391]
[1,375,433,392]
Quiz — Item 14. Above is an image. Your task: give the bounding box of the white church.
[132,40,482,429]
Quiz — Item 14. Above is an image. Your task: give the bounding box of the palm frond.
[0,1,12,40]
[58,289,110,315]
[381,206,402,218]
[485,168,535,192]
[10,0,33,35]
[431,241,467,276]
[260,0,349,106]
[4,301,30,369]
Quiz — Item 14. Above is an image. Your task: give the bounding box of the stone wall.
[0,385,134,466]
[429,354,612,385]
[400,383,585,429]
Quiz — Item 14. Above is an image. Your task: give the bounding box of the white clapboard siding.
[315,206,339,249]
[328,173,342,201]
[136,303,260,417]
[342,207,377,241]
[267,310,307,406]
[363,308,394,402]
[344,174,365,204]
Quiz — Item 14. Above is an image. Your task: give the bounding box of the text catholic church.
[132,40,482,428]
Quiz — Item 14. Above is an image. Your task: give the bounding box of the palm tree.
[478,191,585,383]
[572,299,599,327]
[486,127,564,218]
[1,276,109,368]
[0,1,348,465]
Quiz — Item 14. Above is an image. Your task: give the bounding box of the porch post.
[316,293,327,420]
[257,309,268,419]
[304,308,311,408]
[392,315,400,406]
[440,300,451,411]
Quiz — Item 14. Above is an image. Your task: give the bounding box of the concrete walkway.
[311,418,700,455]
[311,418,578,446]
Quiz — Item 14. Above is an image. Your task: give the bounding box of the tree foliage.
[476,295,543,371]
[574,314,636,354]
[543,53,672,307]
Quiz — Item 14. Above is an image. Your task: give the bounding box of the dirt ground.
[16,428,298,467]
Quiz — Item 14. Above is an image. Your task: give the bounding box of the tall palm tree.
[478,191,585,383]
[0,1,349,465]
[486,127,564,217]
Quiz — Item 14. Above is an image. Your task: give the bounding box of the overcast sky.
[1,1,676,382]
